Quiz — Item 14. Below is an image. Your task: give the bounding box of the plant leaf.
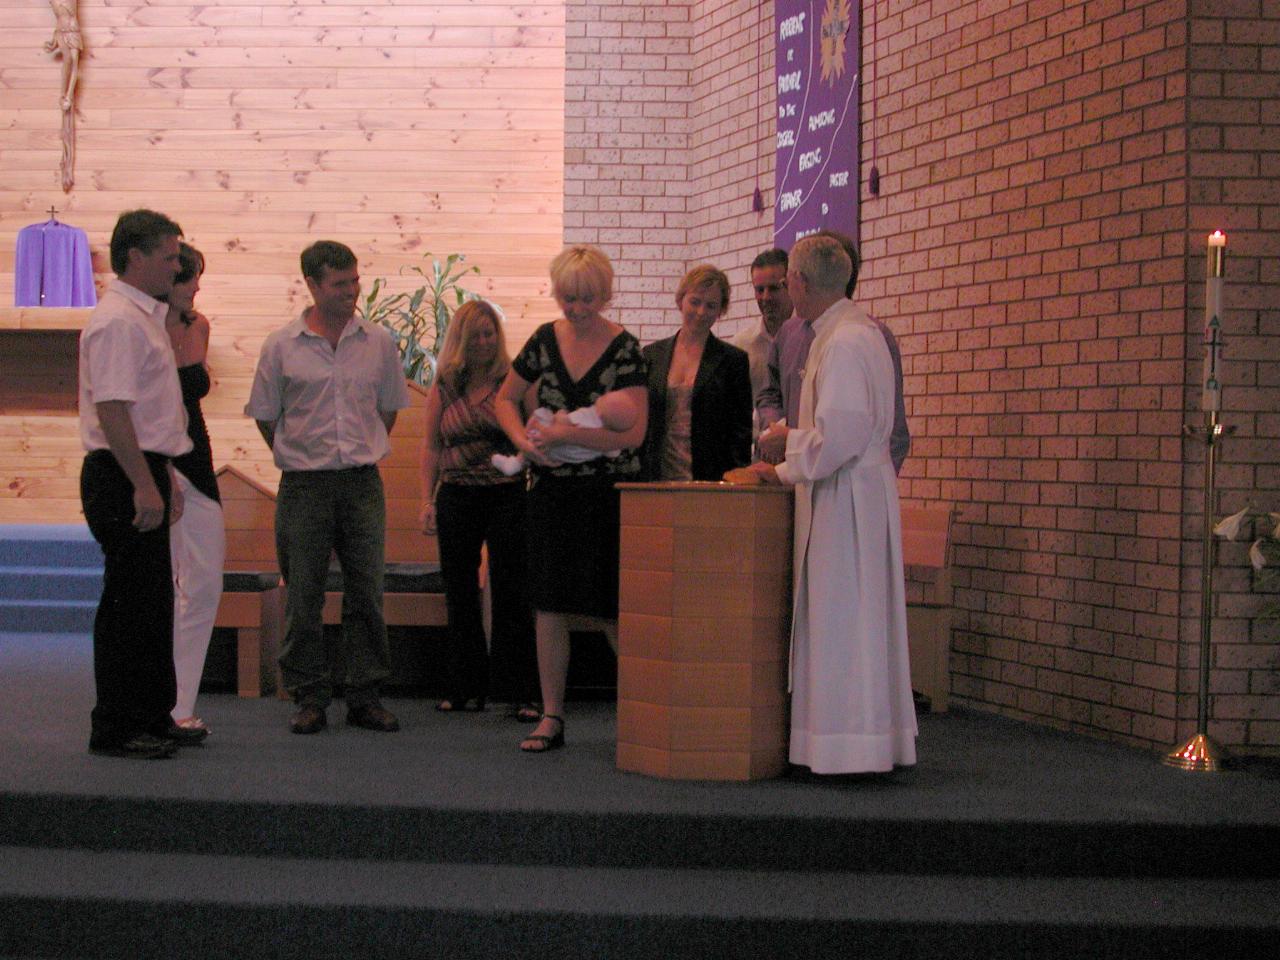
[1213,506,1250,541]
[360,250,481,386]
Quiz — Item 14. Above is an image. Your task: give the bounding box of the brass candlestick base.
[1163,732,1232,772]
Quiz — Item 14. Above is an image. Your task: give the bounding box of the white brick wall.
[565,0,776,343]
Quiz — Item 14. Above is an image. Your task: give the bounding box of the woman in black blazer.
[641,265,752,481]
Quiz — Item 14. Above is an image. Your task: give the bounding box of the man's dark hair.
[300,241,358,282]
[751,248,789,272]
[109,209,183,275]
[813,229,861,297]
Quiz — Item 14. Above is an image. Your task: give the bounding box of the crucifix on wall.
[44,0,83,191]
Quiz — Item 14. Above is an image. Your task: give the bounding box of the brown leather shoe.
[347,703,399,732]
[290,705,327,735]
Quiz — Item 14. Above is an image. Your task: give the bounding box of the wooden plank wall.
[0,0,565,522]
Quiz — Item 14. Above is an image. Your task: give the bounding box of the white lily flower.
[1213,506,1250,541]
[1250,539,1268,571]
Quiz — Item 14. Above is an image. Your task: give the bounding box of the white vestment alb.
[775,299,917,773]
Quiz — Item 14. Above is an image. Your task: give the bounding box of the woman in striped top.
[420,300,539,719]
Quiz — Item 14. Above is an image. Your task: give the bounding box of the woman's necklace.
[168,324,185,364]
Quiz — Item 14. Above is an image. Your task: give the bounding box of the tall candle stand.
[1164,232,1232,772]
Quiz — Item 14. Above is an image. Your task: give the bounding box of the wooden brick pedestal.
[616,482,793,781]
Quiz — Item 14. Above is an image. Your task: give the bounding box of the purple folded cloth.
[14,219,97,307]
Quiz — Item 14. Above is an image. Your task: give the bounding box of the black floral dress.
[512,322,647,617]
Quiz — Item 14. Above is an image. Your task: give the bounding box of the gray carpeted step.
[0,845,1277,960]
[4,792,1279,880]
[3,628,1278,957]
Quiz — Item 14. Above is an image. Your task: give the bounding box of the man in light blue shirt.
[247,240,410,735]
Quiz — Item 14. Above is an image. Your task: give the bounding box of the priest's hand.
[746,461,781,485]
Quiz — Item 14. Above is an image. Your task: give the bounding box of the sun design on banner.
[820,0,851,85]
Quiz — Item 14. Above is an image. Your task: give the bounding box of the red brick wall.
[1185,0,1280,751]
[688,0,777,336]
[564,0,1278,752]
[862,0,1279,752]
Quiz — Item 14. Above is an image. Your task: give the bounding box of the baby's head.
[594,392,637,432]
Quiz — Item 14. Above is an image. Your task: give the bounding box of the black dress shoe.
[89,733,178,759]
[290,705,327,735]
[157,723,208,746]
[347,703,400,732]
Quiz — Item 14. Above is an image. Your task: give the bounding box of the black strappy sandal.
[519,714,565,753]
[511,702,542,724]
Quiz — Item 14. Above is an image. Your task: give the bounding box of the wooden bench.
[213,464,286,698]
[901,504,956,712]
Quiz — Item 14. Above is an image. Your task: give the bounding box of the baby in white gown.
[493,392,636,474]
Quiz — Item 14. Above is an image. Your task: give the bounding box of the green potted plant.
[360,252,480,386]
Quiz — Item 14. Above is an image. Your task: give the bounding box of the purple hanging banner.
[773,0,860,248]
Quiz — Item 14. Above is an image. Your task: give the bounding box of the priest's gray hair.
[790,235,852,296]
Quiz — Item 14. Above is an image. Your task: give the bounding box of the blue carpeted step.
[0,567,102,602]
[1,527,103,633]
[0,526,101,569]
[0,599,97,633]
[0,845,1276,960]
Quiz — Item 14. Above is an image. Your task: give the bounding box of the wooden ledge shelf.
[0,307,93,331]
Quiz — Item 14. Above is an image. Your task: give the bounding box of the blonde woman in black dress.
[495,246,648,752]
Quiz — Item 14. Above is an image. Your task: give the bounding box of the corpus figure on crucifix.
[45,0,83,112]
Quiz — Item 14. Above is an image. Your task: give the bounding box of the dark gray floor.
[2,629,1278,825]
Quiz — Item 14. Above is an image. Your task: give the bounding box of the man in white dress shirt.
[751,235,917,774]
[80,209,204,759]
[246,241,410,735]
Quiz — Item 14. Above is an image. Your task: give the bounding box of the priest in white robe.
[752,235,917,774]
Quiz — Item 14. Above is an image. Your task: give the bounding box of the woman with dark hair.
[641,264,752,481]
[421,299,538,719]
[165,243,224,735]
